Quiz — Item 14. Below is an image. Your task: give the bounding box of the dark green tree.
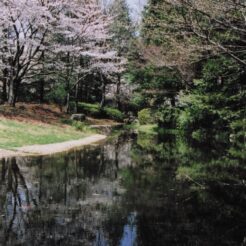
[109,0,135,109]
[129,0,246,139]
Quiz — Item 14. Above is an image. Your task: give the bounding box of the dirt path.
[0,149,19,158]
[0,134,107,159]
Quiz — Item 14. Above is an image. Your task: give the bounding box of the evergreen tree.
[109,0,134,56]
[128,0,185,124]
[109,0,135,109]
[129,0,246,139]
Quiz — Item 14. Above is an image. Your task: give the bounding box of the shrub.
[61,118,92,132]
[191,129,207,141]
[60,118,73,125]
[72,121,88,131]
[71,102,125,121]
[104,107,124,121]
[179,107,225,131]
[46,83,66,106]
[138,108,153,125]
[68,101,76,113]
[129,93,146,112]
[177,109,192,132]
[177,105,229,141]
[77,102,101,117]
[157,106,179,129]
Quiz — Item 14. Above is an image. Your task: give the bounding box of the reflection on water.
[0,132,245,245]
[120,213,137,246]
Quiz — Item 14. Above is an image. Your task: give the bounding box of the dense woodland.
[0,0,245,141]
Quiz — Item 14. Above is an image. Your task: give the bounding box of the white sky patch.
[101,0,147,22]
[126,0,147,22]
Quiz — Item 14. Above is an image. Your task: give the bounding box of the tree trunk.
[116,74,121,110]
[66,93,70,113]
[13,79,21,107]
[39,79,45,103]
[75,82,79,113]
[100,81,106,109]
[170,96,176,107]
[39,51,45,103]
[2,29,8,104]
[8,78,15,107]
[1,68,8,103]
[8,78,21,107]
[2,80,7,103]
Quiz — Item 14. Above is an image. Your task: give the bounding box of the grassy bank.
[0,103,126,150]
[0,118,93,149]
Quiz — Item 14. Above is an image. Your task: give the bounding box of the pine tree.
[109,0,135,109]
[109,0,134,56]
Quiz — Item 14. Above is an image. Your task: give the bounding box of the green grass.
[0,118,93,149]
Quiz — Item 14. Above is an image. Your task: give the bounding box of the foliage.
[45,83,67,106]
[128,93,147,112]
[103,107,124,121]
[127,64,183,109]
[138,124,158,135]
[75,102,124,121]
[0,0,114,106]
[138,108,153,125]
[72,121,90,132]
[175,55,245,140]
[77,102,101,117]
[0,0,244,142]
[157,106,179,129]
[127,0,246,141]
[177,99,229,141]
[140,0,246,67]
[109,0,134,57]
[230,119,246,142]
[136,131,158,150]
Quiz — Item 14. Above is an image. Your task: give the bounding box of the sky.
[101,0,147,22]
[126,0,147,22]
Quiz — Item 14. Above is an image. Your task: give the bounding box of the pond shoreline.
[0,134,107,159]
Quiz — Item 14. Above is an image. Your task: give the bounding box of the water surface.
[0,132,245,245]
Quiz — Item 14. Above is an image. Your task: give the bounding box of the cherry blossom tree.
[0,0,112,106]
[81,47,127,108]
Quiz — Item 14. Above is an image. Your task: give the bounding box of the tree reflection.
[0,158,34,244]
[0,132,245,245]
[0,135,133,245]
[111,132,246,246]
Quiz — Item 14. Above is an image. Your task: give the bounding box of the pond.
[0,131,245,246]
